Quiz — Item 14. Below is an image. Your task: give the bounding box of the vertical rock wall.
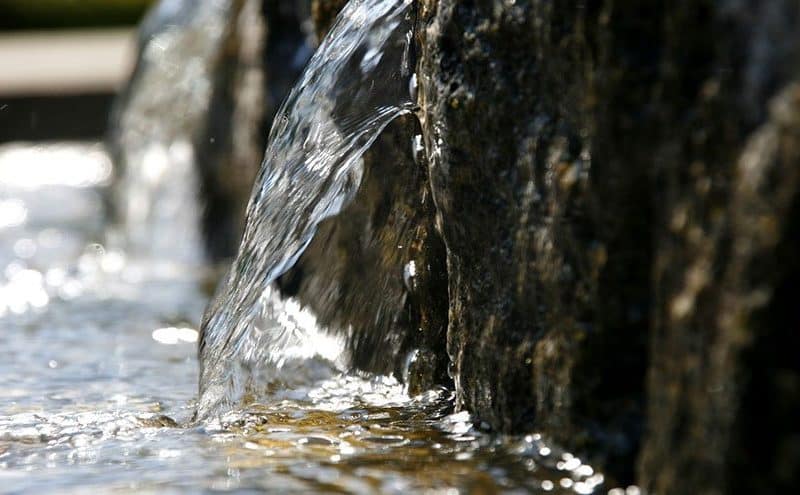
[416,0,653,480]
[639,3,800,492]
[417,0,800,491]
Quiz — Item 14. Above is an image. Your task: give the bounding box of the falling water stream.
[0,0,607,492]
[197,0,419,416]
[109,0,235,266]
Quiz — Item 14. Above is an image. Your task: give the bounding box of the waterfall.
[197,0,416,417]
[108,0,235,266]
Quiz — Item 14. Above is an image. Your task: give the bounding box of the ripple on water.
[0,96,606,495]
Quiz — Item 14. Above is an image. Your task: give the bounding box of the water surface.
[0,142,605,493]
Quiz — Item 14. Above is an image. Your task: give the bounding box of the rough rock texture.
[642,80,800,495]
[417,0,653,481]
[417,0,800,491]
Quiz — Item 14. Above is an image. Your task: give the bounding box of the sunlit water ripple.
[0,142,605,493]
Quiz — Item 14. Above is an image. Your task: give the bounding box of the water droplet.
[403,260,417,291]
[409,72,418,101]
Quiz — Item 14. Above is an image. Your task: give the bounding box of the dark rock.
[417,0,653,481]
[311,0,348,41]
[203,1,800,490]
[638,2,800,490]
[641,79,800,495]
[417,0,800,490]
[194,0,263,261]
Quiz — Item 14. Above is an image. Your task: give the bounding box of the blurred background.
[0,0,154,142]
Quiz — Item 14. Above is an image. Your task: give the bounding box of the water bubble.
[560,455,581,471]
[402,348,419,384]
[403,260,417,291]
[411,134,425,165]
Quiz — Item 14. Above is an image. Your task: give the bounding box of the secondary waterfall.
[197,0,416,417]
[108,0,234,266]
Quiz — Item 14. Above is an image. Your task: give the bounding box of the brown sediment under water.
[0,142,604,493]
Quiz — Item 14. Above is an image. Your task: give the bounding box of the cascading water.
[108,0,234,266]
[197,0,417,416]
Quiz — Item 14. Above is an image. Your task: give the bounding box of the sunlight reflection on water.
[0,142,605,493]
[0,142,111,189]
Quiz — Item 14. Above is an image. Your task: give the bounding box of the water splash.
[198,0,417,417]
[108,0,235,266]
